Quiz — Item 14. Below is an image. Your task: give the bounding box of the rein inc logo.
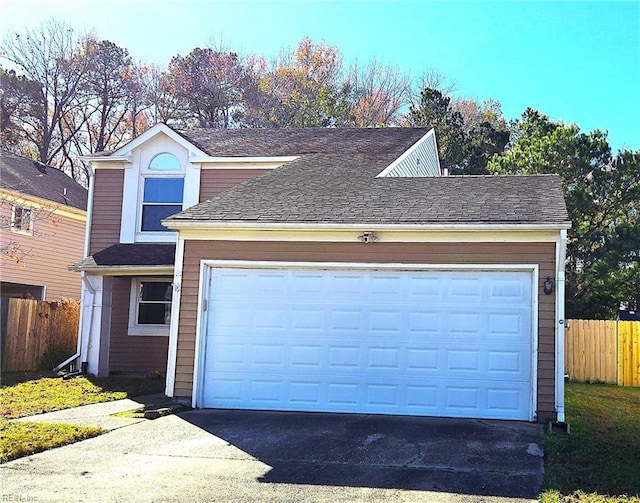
[2,495,38,502]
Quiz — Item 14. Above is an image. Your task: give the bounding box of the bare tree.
[343,59,411,126]
[0,19,91,174]
[147,64,190,128]
[410,68,457,108]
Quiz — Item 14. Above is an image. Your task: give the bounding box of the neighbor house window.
[140,153,184,232]
[128,278,173,336]
[11,206,34,234]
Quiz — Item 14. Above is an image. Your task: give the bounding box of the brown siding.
[90,170,124,255]
[1,204,85,300]
[174,240,558,421]
[199,169,268,202]
[108,276,170,374]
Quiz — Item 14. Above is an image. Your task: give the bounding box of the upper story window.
[11,206,34,235]
[149,153,182,171]
[141,153,184,233]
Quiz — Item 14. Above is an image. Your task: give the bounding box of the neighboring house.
[72,123,571,423]
[0,149,87,300]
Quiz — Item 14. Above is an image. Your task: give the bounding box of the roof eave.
[68,264,174,275]
[163,220,572,232]
[189,155,300,164]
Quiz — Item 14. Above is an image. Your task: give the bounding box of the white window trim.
[120,145,201,244]
[10,205,34,235]
[137,174,184,237]
[128,277,173,336]
[135,153,185,241]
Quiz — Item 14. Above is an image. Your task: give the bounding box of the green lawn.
[0,372,165,463]
[0,418,102,463]
[541,382,640,502]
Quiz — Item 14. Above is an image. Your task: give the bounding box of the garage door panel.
[203,370,531,419]
[202,268,533,420]
[207,336,531,380]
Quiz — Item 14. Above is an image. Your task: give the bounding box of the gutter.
[68,265,174,275]
[53,272,94,373]
[555,229,568,422]
[54,161,95,374]
[163,220,574,232]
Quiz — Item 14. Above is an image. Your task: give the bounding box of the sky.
[1,0,638,152]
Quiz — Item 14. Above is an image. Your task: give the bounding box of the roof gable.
[91,123,210,159]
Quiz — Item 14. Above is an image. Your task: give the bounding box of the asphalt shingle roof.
[165,128,569,226]
[179,127,429,158]
[70,244,175,269]
[0,149,87,210]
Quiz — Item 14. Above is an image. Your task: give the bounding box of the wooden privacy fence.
[1,298,79,372]
[565,319,640,386]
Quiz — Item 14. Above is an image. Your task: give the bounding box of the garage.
[197,265,535,421]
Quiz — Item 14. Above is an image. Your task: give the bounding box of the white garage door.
[199,267,534,420]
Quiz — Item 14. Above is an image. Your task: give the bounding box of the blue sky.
[1,0,638,152]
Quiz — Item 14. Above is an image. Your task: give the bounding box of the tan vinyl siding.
[90,169,124,255]
[174,240,558,420]
[107,277,169,374]
[199,169,268,202]
[1,204,85,300]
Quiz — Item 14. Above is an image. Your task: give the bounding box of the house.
[71,124,570,423]
[0,149,87,300]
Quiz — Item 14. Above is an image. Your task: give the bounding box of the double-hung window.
[140,153,184,233]
[141,178,184,231]
[11,206,34,234]
[128,278,173,336]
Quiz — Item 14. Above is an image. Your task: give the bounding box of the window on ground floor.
[128,278,173,336]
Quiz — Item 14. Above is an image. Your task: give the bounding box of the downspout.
[555,229,568,422]
[53,162,95,373]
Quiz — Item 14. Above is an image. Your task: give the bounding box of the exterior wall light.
[544,277,555,295]
[358,231,378,243]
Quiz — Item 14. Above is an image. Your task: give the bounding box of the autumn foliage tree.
[167,48,247,128]
[244,37,347,127]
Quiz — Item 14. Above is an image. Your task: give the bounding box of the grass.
[0,418,102,463]
[0,372,165,419]
[0,372,165,463]
[541,382,640,503]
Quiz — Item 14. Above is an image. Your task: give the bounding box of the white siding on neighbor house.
[377,129,440,178]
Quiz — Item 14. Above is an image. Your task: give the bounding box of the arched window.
[149,153,181,171]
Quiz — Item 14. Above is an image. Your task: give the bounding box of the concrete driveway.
[1,408,544,502]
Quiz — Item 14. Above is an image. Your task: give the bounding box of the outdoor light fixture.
[544,277,555,295]
[358,231,378,243]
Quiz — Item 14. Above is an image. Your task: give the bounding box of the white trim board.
[175,228,564,243]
